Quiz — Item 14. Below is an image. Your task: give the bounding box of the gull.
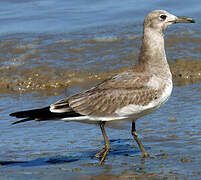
[10,10,195,165]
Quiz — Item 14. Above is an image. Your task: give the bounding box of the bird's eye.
[160,14,167,20]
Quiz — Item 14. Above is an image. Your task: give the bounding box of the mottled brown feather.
[51,71,164,117]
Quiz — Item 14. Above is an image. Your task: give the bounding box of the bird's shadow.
[0,139,150,167]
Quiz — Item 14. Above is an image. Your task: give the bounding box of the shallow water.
[0,0,201,179]
[1,84,201,179]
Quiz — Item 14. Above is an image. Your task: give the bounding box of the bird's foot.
[95,147,110,165]
[142,151,149,158]
[95,147,106,159]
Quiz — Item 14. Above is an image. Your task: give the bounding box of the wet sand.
[1,60,201,94]
[0,34,200,95]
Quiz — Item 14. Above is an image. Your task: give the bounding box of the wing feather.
[50,71,163,117]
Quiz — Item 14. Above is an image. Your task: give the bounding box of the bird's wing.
[50,71,164,117]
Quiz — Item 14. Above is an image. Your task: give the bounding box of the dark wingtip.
[11,118,32,125]
[191,19,195,23]
[9,112,26,118]
[9,112,18,117]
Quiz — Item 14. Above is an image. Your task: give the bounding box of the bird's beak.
[174,16,195,23]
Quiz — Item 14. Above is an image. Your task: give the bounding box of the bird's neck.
[136,27,172,79]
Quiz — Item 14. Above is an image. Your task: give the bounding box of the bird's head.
[144,10,195,32]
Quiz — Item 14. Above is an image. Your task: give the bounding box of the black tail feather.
[10,107,50,119]
[11,118,33,125]
[10,106,83,125]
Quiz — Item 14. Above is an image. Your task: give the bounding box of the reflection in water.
[0,139,141,167]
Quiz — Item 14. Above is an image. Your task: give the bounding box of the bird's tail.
[10,106,82,125]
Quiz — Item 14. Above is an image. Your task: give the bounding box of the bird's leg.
[131,121,149,158]
[95,121,108,159]
[95,121,110,165]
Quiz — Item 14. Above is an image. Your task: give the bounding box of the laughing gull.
[10,10,195,165]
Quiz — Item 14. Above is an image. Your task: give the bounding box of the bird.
[10,10,195,165]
